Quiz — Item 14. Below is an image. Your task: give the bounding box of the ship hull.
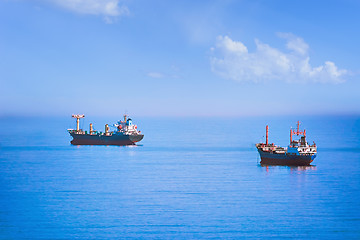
[69,133,144,146]
[257,149,316,166]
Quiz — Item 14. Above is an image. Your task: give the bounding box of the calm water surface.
[0,116,359,239]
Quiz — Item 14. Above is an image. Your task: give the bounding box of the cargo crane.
[71,114,85,133]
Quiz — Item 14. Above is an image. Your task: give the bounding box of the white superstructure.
[113,115,142,135]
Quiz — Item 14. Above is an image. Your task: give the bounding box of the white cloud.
[147,72,165,79]
[277,32,309,55]
[210,34,348,83]
[48,0,129,22]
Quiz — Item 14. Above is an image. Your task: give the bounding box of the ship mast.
[72,114,85,132]
[290,121,306,144]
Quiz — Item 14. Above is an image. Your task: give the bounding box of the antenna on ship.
[290,121,306,144]
[72,114,85,132]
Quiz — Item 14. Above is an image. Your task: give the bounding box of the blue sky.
[1,0,359,117]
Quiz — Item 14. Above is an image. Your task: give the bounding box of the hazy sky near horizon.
[1,0,359,117]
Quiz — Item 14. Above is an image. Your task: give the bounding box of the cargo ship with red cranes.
[256,121,317,166]
[68,114,144,145]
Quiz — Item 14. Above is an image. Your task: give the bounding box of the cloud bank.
[48,0,129,22]
[210,34,347,83]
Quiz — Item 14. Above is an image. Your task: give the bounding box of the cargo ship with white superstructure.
[256,121,317,166]
[68,114,144,145]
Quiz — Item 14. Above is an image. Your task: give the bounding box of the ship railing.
[68,129,86,134]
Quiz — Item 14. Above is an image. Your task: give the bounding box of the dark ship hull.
[70,133,144,146]
[257,148,316,166]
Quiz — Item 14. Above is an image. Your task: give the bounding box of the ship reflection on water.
[261,164,317,172]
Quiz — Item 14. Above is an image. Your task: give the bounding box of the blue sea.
[0,116,359,239]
